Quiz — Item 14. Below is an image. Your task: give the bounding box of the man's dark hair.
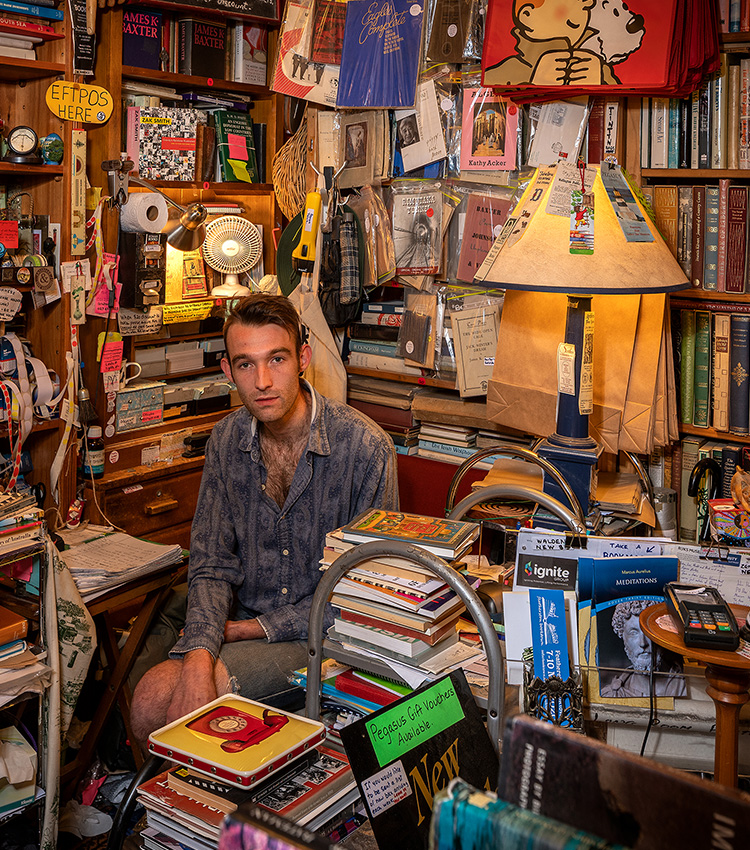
[223,293,303,356]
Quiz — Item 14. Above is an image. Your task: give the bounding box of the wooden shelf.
[147,366,224,381]
[346,365,456,390]
[671,291,750,303]
[679,424,747,442]
[146,180,272,193]
[0,162,63,176]
[0,57,65,81]
[122,66,270,97]
[642,169,750,180]
[134,331,222,347]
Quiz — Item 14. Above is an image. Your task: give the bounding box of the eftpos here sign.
[515,554,578,592]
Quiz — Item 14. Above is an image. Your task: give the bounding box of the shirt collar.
[238,380,330,457]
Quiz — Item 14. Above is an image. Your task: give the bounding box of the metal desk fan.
[202,216,263,298]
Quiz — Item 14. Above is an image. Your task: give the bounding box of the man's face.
[221,322,311,427]
[622,614,652,672]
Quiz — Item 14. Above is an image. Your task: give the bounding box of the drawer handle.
[145,498,178,515]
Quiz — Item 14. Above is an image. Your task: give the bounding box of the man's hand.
[224,618,267,643]
[165,649,218,724]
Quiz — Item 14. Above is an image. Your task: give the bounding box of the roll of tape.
[120,193,170,233]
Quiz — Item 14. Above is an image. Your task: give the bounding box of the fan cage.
[203,216,263,274]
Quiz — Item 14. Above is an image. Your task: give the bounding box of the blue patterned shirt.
[170,382,399,659]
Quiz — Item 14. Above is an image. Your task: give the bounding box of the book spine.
[728,63,741,170]
[721,445,740,497]
[253,122,266,183]
[679,309,696,425]
[729,313,750,435]
[347,351,421,375]
[678,96,691,169]
[177,18,191,75]
[417,439,479,459]
[726,185,747,293]
[680,437,702,542]
[0,15,54,33]
[716,178,730,292]
[720,0,731,31]
[702,185,720,290]
[677,186,693,278]
[649,97,669,168]
[652,185,678,258]
[667,98,680,169]
[126,107,140,173]
[232,20,243,82]
[359,312,404,327]
[712,312,731,432]
[0,43,33,57]
[640,98,651,168]
[698,79,711,169]
[691,186,705,288]
[690,88,701,169]
[744,0,750,31]
[692,310,711,427]
[348,339,398,357]
[712,56,728,169]
[586,96,605,164]
[741,57,750,169]
[671,298,750,314]
[362,302,405,314]
[0,0,62,19]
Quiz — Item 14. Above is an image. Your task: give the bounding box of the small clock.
[3,126,42,164]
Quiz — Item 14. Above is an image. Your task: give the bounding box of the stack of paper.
[62,533,183,599]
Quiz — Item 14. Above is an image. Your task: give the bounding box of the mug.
[119,361,142,387]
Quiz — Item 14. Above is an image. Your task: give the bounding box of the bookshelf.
[0,17,75,514]
[79,5,284,538]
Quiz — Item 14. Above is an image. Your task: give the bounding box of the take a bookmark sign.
[529,588,571,724]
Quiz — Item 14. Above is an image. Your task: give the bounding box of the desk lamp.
[473,162,690,520]
[102,158,208,251]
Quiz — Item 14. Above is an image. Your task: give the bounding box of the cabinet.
[0,24,75,514]
[79,7,284,531]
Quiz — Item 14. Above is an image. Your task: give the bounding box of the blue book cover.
[591,556,684,700]
[667,98,680,169]
[0,0,63,19]
[348,339,399,357]
[336,0,424,109]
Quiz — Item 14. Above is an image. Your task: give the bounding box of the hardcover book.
[336,0,425,108]
[725,185,748,293]
[678,309,696,425]
[340,509,479,558]
[703,185,720,290]
[729,313,750,435]
[147,695,326,788]
[213,108,260,183]
[177,17,227,78]
[231,21,267,85]
[692,309,711,427]
[122,8,163,69]
[691,185,705,288]
[0,604,27,646]
[712,312,731,431]
[0,0,63,20]
[126,106,207,181]
[498,714,750,850]
[340,670,498,850]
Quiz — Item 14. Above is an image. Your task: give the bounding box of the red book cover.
[456,193,512,282]
[587,96,606,162]
[0,16,59,37]
[339,607,460,645]
[691,185,706,289]
[138,770,226,831]
[334,669,402,706]
[725,185,748,293]
[346,398,415,430]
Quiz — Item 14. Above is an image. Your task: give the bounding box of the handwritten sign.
[45,81,114,124]
[0,288,23,321]
[100,340,124,374]
[361,761,412,817]
[118,307,164,336]
[162,301,214,324]
[0,220,19,250]
[365,677,464,766]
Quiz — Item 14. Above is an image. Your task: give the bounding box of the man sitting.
[131,293,398,745]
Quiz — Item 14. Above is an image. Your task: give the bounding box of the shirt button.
[281,587,288,594]
[282,548,289,556]
[261,484,265,490]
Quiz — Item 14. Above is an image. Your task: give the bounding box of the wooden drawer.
[86,468,203,542]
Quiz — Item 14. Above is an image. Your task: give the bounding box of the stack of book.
[347,379,419,455]
[0,8,63,60]
[416,421,479,464]
[324,509,483,685]
[139,697,362,850]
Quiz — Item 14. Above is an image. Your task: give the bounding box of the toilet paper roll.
[119,193,169,233]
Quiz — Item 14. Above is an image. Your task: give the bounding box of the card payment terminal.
[664,582,740,651]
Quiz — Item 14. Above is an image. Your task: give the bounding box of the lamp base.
[536,436,602,524]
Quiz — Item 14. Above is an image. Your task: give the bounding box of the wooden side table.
[640,602,750,787]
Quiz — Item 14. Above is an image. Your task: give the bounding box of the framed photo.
[150,0,279,25]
